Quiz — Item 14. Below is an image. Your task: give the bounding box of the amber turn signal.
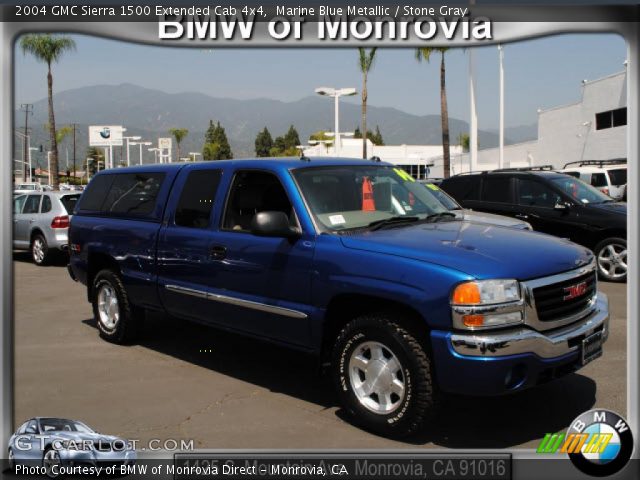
[452,282,481,305]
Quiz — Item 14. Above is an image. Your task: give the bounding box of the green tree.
[283,125,301,150]
[357,47,378,158]
[20,34,76,189]
[371,125,384,146]
[353,126,362,139]
[416,47,452,177]
[457,133,470,152]
[254,127,273,157]
[202,121,232,160]
[169,128,189,162]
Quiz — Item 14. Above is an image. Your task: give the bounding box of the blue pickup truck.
[68,158,609,437]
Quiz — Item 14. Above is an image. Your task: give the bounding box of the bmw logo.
[99,127,111,139]
[567,409,634,477]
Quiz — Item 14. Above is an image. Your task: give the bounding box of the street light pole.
[315,87,357,156]
[123,136,141,167]
[498,44,505,170]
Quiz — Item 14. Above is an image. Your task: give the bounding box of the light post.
[123,136,141,167]
[130,141,152,165]
[189,152,202,162]
[148,148,160,164]
[315,87,357,155]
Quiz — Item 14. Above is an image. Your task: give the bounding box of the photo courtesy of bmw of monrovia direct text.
[1,1,637,480]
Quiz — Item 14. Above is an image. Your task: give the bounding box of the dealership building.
[450,69,628,175]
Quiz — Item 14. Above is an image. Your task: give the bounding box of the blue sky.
[14,33,627,130]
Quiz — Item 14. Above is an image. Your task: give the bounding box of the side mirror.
[554,201,571,211]
[250,211,300,239]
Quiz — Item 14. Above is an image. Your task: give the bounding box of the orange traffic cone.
[362,177,376,211]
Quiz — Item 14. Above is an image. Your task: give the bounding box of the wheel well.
[593,230,627,249]
[321,294,429,360]
[29,228,44,243]
[86,252,120,301]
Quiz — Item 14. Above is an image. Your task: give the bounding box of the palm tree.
[357,47,377,159]
[415,47,452,178]
[169,128,189,161]
[20,34,76,189]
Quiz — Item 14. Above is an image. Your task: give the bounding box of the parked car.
[14,182,43,195]
[13,191,81,265]
[68,159,609,437]
[440,170,627,282]
[418,180,532,230]
[560,159,627,200]
[8,417,135,475]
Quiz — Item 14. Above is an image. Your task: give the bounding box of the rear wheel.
[31,234,51,266]
[331,313,436,437]
[92,269,142,343]
[594,237,627,282]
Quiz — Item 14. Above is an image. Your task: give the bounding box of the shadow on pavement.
[13,251,69,267]
[82,312,596,448]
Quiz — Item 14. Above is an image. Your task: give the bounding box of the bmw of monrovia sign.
[89,126,124,147]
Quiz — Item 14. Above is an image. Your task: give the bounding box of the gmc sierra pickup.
[68,158,609,437]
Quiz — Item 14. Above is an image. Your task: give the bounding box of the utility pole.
[20,104,33,181]
[72,123,77,182]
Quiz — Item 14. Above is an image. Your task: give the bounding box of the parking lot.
[13,253,627,450]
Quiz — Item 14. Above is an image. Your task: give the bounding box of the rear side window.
[608,169,627,186]
[78,173,165,218]
[590,173,608,187]
[22,195,41,214]
[175,170,222,228]
[482,176,513,203]
[441,176,480,201]
[60,194,81,214]
[41,195,52,213]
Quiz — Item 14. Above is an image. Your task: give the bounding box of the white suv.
[560,159,627,200]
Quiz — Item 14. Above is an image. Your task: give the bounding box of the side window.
[517,179,561,208]
[223,170,294,232]
[41,195,52,213]
[77,174,115,211]
[563,171,580,179]
[13,195,26,214]
[17,422,28,434]
[482,176,513,203]
[591,173,608,187]
[102,173,165,216]
[22,195,41,214]
[175,170,222,228]
[442,177,480,201]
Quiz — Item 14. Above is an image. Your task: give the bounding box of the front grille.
[533,270,596,322]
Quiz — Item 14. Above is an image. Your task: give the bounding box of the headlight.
[451,279,523,330]
[451,279,521,305]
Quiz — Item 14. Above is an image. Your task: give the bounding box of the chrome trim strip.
[451,299,525,330]
[164,285,308,319]
[521,259,598,332]
[450,293,609,359]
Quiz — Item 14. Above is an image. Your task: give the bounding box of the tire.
[92,269,142,344]
[42,448,60,478]
[331,313,436,437]
[594,237,627,282]
[31,233,51,266]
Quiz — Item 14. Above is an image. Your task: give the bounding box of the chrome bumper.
[450,292,609,359]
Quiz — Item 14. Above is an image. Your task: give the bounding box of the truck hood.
[586,201,627,216]
[340,221,593,280]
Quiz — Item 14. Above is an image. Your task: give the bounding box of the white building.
[302,137,463,179]
[452,70,627,174]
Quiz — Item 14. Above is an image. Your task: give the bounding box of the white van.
[560,159,627,200]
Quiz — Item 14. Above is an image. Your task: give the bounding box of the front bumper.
[431,293,609,395]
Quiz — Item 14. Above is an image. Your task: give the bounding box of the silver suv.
[13,191,80,265]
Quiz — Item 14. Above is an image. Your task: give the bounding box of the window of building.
[595,107,627,130]
[175,170,222,228]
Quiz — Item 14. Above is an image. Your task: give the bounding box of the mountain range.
[15,83,537,167]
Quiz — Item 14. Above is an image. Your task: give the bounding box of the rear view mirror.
[251,211,300,238]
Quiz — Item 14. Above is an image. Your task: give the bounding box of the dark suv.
[440,170,627,282]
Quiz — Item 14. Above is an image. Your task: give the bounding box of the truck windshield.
[293,165,450,232]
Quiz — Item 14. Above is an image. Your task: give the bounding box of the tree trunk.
[440,52,451,179]
[176,142,180,162]
[47,64,59,188]
[362,75,368,159]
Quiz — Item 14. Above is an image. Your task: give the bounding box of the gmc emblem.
[563,281,588,301]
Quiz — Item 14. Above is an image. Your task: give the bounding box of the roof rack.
[493,165,555,172]
[562,158,627,169]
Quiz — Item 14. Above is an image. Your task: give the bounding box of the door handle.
[515,214,529,220]
[210,245,227,260]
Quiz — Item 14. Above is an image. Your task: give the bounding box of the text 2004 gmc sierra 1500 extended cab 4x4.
[67,158,609,437]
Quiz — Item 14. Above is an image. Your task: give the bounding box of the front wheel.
[595,237,627,282]
[331,314,436,437]
[43,448,61,478]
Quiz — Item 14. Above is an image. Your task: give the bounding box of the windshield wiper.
[424,212,457,222]
[367,216,420,231]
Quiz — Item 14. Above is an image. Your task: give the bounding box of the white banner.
[89,125,124,147]
[158,137,172,150]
